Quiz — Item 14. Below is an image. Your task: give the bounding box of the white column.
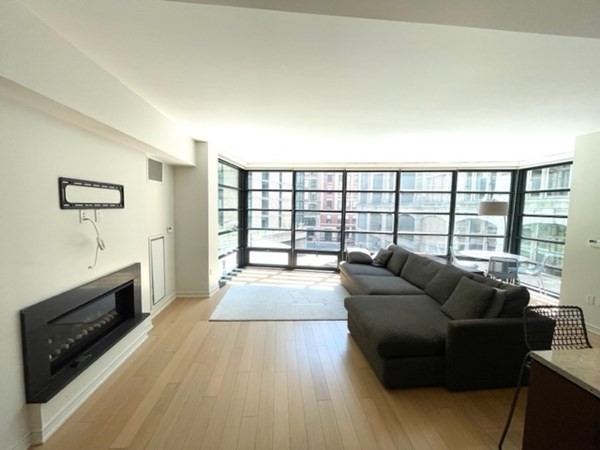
[174,142,220,297]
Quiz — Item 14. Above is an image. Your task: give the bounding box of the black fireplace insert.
[20,263,149,403]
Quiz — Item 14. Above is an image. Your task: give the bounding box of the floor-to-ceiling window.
[344,171,397,253]
[218,161,242,280]
[515,163,571,296]
[294,171,344,268]
[241,164,571,294]
[397,171,453,255]
[453,170,513,252]
[246,171,293,266]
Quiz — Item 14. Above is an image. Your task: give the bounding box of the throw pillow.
[441,277,496,320]
[371,249,392,267]
[346,249,372,264]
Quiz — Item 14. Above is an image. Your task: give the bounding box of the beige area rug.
[209,281,349,321]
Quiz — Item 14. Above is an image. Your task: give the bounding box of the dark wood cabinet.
[523,358,600,450]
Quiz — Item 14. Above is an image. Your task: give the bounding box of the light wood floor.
[37,271,532,450]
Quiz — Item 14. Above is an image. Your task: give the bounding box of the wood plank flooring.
[36,272,533,450]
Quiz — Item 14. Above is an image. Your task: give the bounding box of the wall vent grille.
[148,158,163,182]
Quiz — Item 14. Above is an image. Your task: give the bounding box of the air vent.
[147,158,163,182]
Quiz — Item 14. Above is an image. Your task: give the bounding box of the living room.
[2,1,600,449]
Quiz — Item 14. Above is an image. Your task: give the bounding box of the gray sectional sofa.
[341,244,530,390]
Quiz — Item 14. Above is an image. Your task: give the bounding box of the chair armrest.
[445,318,528,391]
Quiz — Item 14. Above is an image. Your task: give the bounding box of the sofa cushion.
[352,275,424,295]
[385,244,411,275]
[498,286,530,318]
[339,261,394,277]
[483,289,507,318]
[441,277,496,320]
[471,275,530,318]
[346,249,373,264]
[400,253,444,289]
[425,266,474,304]
[345,295,449,358]
[372,249,393,267]
[470,274,504,288]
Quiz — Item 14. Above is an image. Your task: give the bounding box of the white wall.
[0,94,177,449]
[0,4,204,447]
[561,131,600,333]
[174,142,220,297]
[0,0,194,166]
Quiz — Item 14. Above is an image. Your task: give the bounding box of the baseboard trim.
[176,287,219,298]
[586,322,600,335]
[151,292,176,317]
[9,431,32,450]
[29,318,153,445]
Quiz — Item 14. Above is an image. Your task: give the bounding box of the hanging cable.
[82,217,106,269]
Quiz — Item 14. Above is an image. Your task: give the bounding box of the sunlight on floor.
[229,268,340,289]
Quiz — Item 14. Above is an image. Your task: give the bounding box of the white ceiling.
[20,0,600,167]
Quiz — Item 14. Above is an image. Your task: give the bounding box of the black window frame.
[217,160,243,282]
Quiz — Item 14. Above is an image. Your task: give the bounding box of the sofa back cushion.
[400,253,443,289]
[385,244,411,275]
[483,289,507,318]
[425,266,474,304]
[441,277,496,320]
[498,286,530,317]
[471,274,530,318]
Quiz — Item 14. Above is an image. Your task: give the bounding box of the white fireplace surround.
[27,313,153,445]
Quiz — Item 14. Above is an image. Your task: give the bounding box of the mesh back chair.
[517,255,549,295]
[498,306,592,449]
[488,256,519,284]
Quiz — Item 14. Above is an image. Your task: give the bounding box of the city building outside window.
[453,171,512,252]
[397,171,452,254]
[241,165,570,296]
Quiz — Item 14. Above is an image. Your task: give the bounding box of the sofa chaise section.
[346,294,449,387]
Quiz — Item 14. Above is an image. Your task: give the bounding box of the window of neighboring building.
[345,171,396,253]
[453,171,513,252]
[295,171,343,259]
[397,171,452,255]
[247,171,293,265]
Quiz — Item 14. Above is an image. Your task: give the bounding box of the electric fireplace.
[20,263,148,403]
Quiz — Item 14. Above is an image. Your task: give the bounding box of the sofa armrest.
[445,318,528,391]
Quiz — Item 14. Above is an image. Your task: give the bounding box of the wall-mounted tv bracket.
[58,177,124,209]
